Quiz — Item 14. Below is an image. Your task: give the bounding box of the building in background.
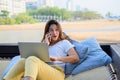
[66,0,73,11]
[53,0,76,11]
[26,1,38,10]
[26,0,54,10]
[26,0,77,11]
[37,0,54,8]
[0,0,26,17]
[45,0,54,7]
[0,0,80,17]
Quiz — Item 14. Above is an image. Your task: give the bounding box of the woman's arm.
[50,48,80,63]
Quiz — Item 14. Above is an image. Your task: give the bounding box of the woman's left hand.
[50,57,58,61]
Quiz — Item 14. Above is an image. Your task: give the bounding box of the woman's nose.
[53,30,56,34]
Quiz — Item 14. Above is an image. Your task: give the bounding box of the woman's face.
[49,24,60,42]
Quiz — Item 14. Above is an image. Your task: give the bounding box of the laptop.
[18,42,51,62]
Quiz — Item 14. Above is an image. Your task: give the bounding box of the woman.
[3,20,79,80]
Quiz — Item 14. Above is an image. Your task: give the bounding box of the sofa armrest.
[0,43,19,58]
[110,44,120,80]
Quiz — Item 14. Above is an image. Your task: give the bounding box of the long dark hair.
[41,20,65,44]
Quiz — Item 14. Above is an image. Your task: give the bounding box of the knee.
[26,56,39,62]
[17,58,25,65]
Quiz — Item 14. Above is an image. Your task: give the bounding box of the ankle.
[22,76,33,80]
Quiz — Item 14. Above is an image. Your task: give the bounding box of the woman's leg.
[24,56,65,80]
[3,58,25,80]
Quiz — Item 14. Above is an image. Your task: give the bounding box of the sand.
[0,20,120,30]
[0,20,120,43]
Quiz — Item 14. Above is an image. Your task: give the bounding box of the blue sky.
[54,0,120,16]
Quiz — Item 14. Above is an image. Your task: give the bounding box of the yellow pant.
[4,56,65,80]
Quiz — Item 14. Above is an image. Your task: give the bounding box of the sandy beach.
[0,20,120,30]
[0,20,120,43]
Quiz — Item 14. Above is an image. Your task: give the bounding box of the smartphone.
[47,32,52,42]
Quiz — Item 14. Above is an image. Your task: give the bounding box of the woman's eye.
[49,29,53,32]
[56,29,59,31]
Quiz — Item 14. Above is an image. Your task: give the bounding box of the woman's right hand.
[44,32,51,45]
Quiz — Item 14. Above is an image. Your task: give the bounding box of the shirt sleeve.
[63,40,74,53]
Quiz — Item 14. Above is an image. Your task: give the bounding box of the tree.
[106,12,111,17]
[27,7,72,21]
[15,13,38,24]
[72,10,102,20]
[1,10,9,17]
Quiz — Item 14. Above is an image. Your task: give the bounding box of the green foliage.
[15,13,38,24]
[60,8,71,20]
[0,18,5,25]
[1,10,9,17]
[15,18,21,24]
[0,17,16,25]
[27,7,72,20]
[4,17,16,25]
[0,7,103,25]
[0,13,38,25]
[73,10,102,20]
[27,7,102,21]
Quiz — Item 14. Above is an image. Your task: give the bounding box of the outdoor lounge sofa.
[0,41,120,80]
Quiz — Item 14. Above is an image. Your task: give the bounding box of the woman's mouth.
[53,36,57,38]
